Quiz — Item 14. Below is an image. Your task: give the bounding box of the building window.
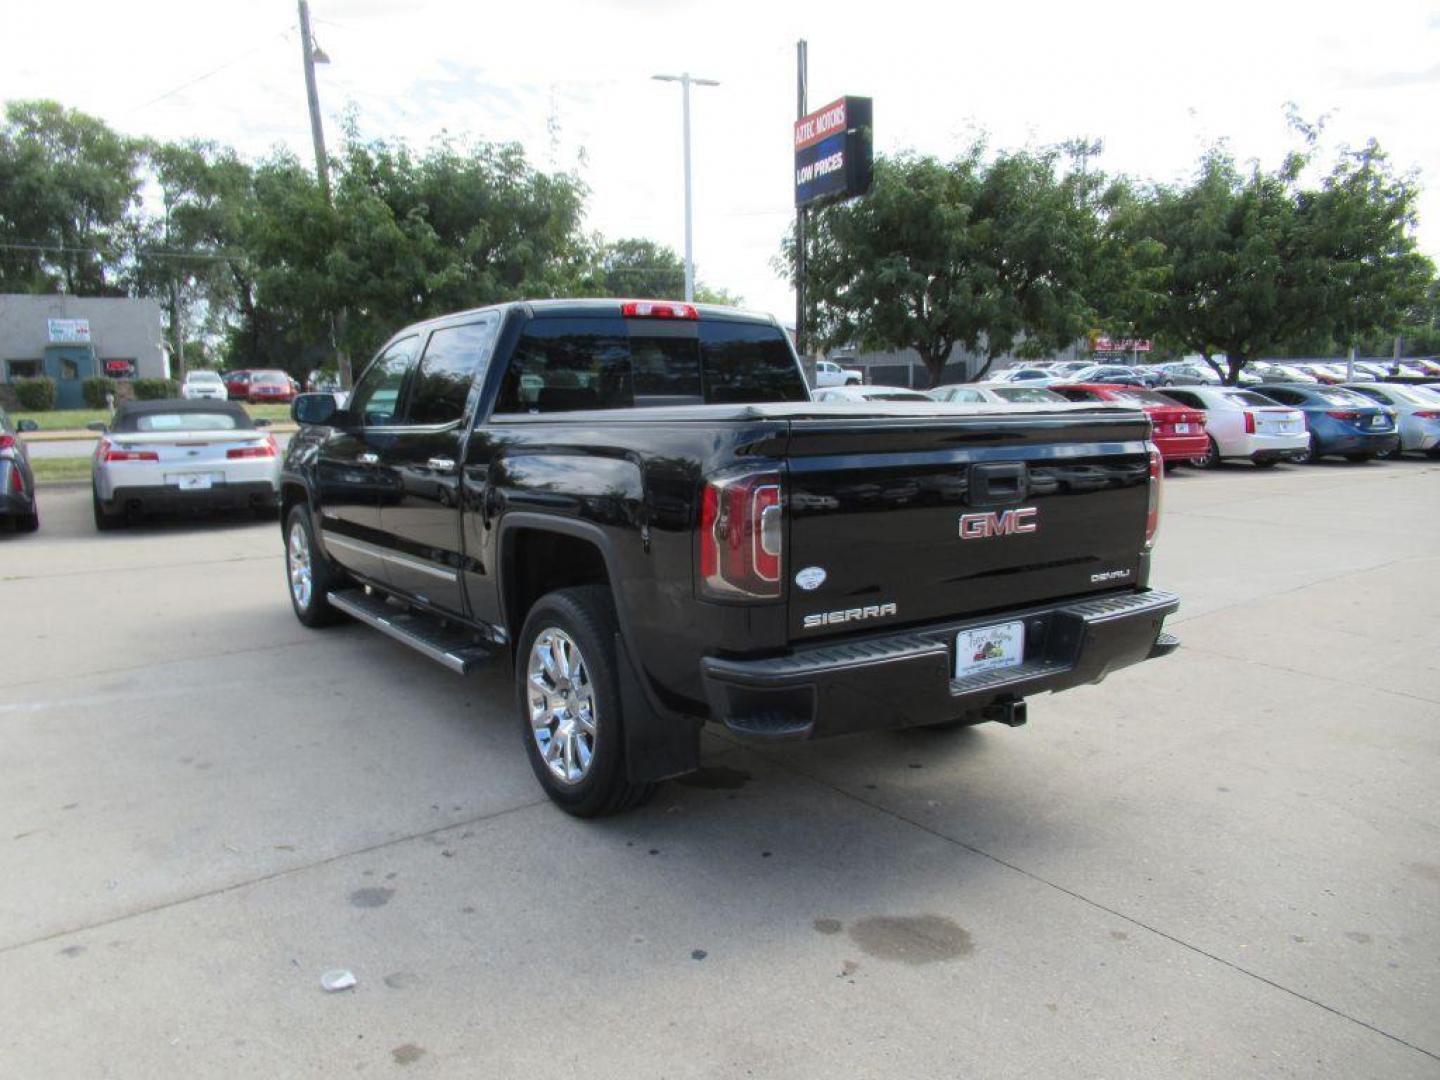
[6,360,40,381]
[60,358,80,380]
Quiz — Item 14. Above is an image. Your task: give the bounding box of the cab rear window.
[494,316,808,413]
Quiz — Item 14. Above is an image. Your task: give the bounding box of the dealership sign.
[1092,336,1151,353]
[794,96,873,209]
[47,318,92,344]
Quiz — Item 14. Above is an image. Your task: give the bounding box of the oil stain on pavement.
[847,915,973,965]
[349,887,395,909]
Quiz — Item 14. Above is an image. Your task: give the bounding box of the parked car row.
[220,369,301,403]
[804,375,1440,471]
[987,356,1440,390]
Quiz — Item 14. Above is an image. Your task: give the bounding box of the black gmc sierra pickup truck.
[281,299,1179,816]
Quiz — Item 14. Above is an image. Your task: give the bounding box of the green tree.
[592,238,685,299]
[1305,140,1434,360]
[129,140,253,377]
[1138,141,1432,382]
[0,100,143,294]
[792,146,1098,384]
[586,237,742,305]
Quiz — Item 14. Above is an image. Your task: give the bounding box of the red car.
[1050,383,1210,463]
[247,370,297,404]
[224,370,252,400]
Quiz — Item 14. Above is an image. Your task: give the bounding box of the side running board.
[327,589,495,674]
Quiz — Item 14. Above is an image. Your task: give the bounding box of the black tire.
[1345,453,1373,464]
[284,504,345,627]
[1380,443,1404,461]
[1190,437,1220,470]
[845,378,860,386]
[92,485,123,531]
[516,585,655,818]
[1252,457,1280,469]
[13,504,39,533]
[1293,442,1318,464]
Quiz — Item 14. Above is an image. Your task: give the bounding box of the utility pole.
[297,0,351,387]
[794,39,808,359]
[652,72,719,302]
[298,0,330,201]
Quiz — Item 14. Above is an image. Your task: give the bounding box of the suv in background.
[813,358,863,387]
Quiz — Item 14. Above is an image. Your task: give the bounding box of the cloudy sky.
[3,0,1437,321]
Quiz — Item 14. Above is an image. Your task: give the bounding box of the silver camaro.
[91,399,281,530]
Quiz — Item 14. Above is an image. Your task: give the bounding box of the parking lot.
[2,460,1438,1078]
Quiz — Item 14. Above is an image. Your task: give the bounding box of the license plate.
[1174,422,1191,434]
[173,474,215,491]
[1368,416,1388,429]
[955,620,1025,679]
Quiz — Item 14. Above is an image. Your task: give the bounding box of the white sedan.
[181,370,228,400]
[1157,386,1309,468]
[929,383,1070,406]
[812,385,932,402]
[91,400,281,530]
[1344,383,1440,458]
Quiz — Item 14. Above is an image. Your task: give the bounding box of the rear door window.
[405,317,499,425]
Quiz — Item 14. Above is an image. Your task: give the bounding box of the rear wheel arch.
[499,520,618,647]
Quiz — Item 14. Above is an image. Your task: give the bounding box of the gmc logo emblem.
[959,507,1038,539]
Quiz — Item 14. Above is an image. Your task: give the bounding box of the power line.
[0,240,245,263]
[128,29,293,115]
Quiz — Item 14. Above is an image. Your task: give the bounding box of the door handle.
[427,457,456,471]
[357,452,379,465]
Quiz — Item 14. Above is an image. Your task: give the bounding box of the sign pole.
[795,39,808,360]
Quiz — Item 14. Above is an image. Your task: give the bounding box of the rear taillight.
[7,459,24,495]
[622,300,699,320]
[1414,410,1440,420]
[0,434,15,450]
[227,436,277,460]
[1325,411,1360,422]
[1243,411,1256,434]
[1145,443,1163,550]
[699,469,783,599]
[98,439,158,462]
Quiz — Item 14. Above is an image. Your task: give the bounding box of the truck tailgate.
[783,407,1153,641]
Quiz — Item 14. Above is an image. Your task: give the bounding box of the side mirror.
[85,421,107,433]
[16,419,39,433]
[292,392,340,427]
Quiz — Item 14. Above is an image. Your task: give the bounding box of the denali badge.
[959,507,1038,539]
[803,602,897,630]
[1090,568,1133,584]
[795,566,827,591]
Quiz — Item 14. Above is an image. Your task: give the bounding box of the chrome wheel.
[287,521,313,611]
[527,628,597,785]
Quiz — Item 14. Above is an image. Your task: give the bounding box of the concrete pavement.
[1,459,1437,1077]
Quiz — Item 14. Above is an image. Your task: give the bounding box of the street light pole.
[298,0,330,200]
[296,0,351,388]
[652,73,719,302]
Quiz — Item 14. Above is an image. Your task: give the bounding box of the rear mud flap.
[618,633,701,783]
